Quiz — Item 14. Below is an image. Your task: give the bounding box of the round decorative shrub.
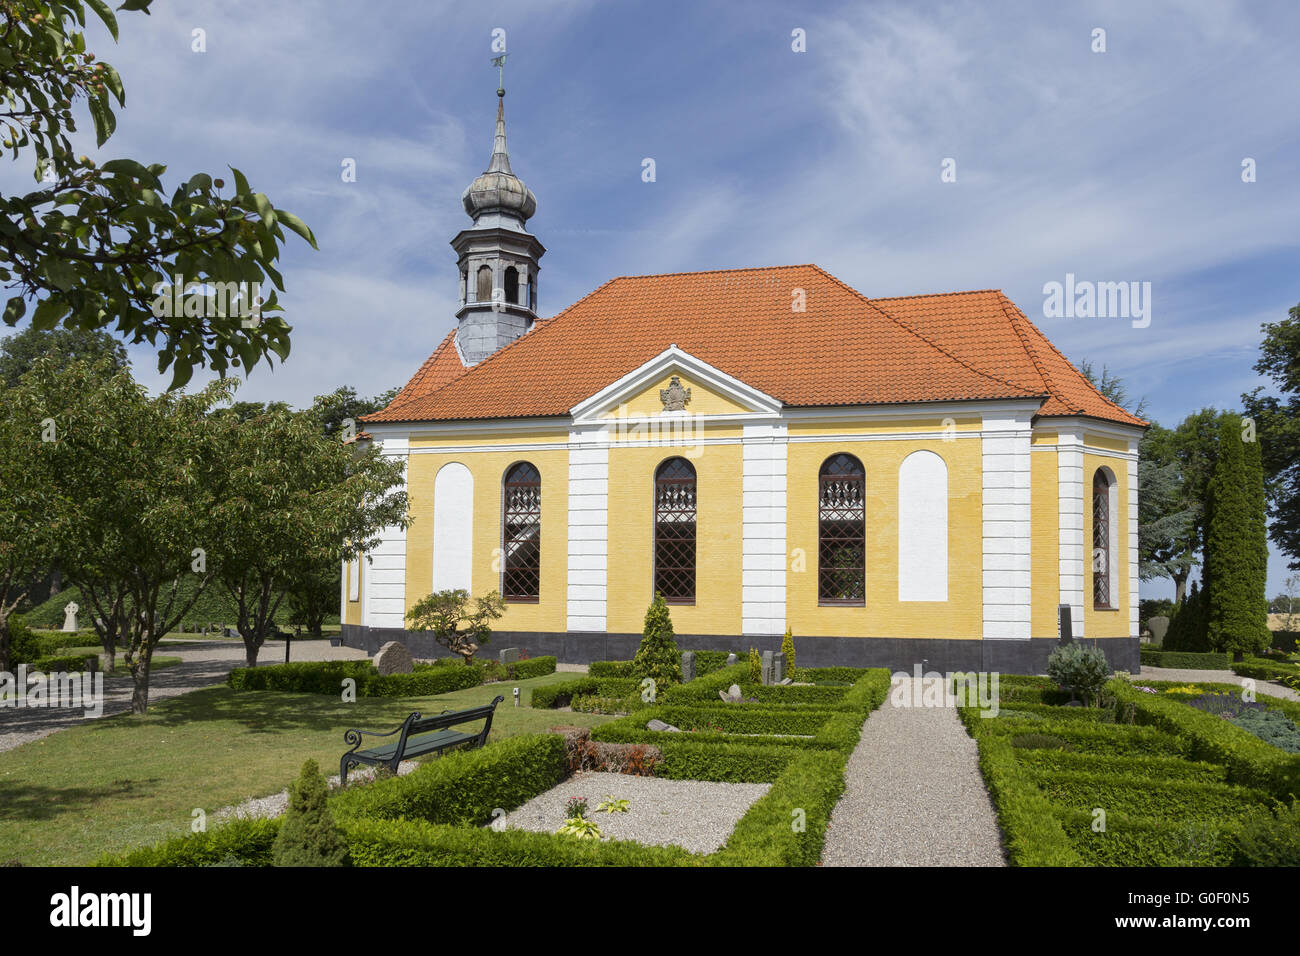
[271,759,350,867]
[1046,642,1110,705]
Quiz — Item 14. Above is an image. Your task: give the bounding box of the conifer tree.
[632,593,681,689]
[272,760,350,867]
[1205,419,1270,659]
[781,627,797,679]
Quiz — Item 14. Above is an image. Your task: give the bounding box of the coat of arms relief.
[659,375,692,412]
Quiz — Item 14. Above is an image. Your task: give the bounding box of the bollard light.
[513,686,520,707]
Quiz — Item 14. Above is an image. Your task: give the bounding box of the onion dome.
[461,92,536,224]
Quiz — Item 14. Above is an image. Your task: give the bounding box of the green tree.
[0,377,55,672]
[284,556,339,637]
[13,357,234,710]
[1,1,316,388]
[632,593,681,688]
[208,405,409,666]
[271,760,350,867]
[404,589,504,664]
[781,626,796,679]
[0,324,127,387]
[1242,304,1300,570]
[1204,418,1270,659]
[310,385,400,441]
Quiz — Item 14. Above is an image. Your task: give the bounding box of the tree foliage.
[404,589,504,664]
[1,0,316,388]
[1242,303,1300,571]
[1204,418,1270,658]
[271,759,350,867]
[632,592,681,688]
[0,323,126,386]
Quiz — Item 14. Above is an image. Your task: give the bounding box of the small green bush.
[1226,708,1300,754]
[1234,799,1300,866]
[1046,642,1110,705]
[632,594,681,689]
[588,660,636,678]
[748,647,761,684]
[3,615,40,667]
[781,628,796,679]
[271,760,350,867]
[96,819,281,867]
[1139,648,1231,670]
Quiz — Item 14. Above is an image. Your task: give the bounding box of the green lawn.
[0,672,606,865]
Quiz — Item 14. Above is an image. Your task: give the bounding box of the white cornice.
[568,345,782,422]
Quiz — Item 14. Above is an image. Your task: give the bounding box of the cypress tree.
[272,759,350,867]
[1205,419,1268,659]
[632,592,682,689]
[1243,427,1273,650]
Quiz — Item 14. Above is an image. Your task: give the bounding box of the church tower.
[452,79,545,366]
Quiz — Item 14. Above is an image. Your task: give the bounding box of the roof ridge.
[1000,294,1147,426]
[810,266,1044,401]
[604,263,815,283]
[868,288,1003,302]
[997,292,1061,409]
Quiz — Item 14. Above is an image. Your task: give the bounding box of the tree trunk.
[1174,571,1189,604]
[49,562,62,597]
[130,658,151,714]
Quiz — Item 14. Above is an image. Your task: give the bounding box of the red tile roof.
[362,264,1145,428]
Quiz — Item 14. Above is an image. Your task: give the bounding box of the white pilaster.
[567,431,609,631]
[1057,429,1086,638]
[982,413,1033,639]
[741,422,788,636]
[1128,439,1139,639]
[364,436,410,629]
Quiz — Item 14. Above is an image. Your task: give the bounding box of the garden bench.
[339,695,505,785]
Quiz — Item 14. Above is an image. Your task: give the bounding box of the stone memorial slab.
[761,650,774,686]
[499,647,520,665]
[374,641,414,675]
[681,650,696,682]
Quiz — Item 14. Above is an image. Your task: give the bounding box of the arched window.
[819,453,865,604]
[504,266,519,305]
[1092,468,1114,609]
[502,462,541,601]
[654,457,696,603]
[476,264,493,303]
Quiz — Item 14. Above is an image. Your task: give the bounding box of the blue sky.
[2,0,1297,596]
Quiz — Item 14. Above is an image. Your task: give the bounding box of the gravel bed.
[1132,667,1299,700]
[494,771,769,854]
[820,677,1006,867]
[215,759,420,822]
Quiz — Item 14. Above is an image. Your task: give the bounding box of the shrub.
[781,628,796,679]
[748,647,761,684]
[271,760,350,867]
[1010,733,1074,752]
[96,819,281,867]
[4,615,40,667]
[29,653,97,672]
[1046,642,1110,705]
[1139,648,1230,670]
[331,734,566,826]
[1226,708,1300,754]
[632,594,681,689]
[404,588,504,664]
[227,660,485,697]
[1234,799,1300,866]
[588,660,635,678]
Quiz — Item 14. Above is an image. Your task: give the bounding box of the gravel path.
[215,758,420,823]
[0,638,369,754]
[820,677,1006,867]
[1132,666,1299,701]
[496,771,769,854]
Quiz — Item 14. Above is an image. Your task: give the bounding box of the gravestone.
[719,684,743,703]
[761,650,774,686]
[772,651,786,685]
[646,718,681,733]
[1148,616,1170,646]
[374,641,414,675]
[726,652,737,666]
[61,601,79,632]
[681,650,696,682]
[499,647,520,665]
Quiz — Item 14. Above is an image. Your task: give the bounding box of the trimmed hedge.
[1056,808,1240,866]
[1028,768,1268,822]
[97,818,281,867]
[28,653,97,672]
[530,676,638,709]
[588,660,635,678]
[1140,648,1231,670]
[651,739,802,782]
[1109,679,1300,799]
[227,660,485,697]
[1015,749,1229,784]
[1231,658,1300,683]
[331,734,566,826]
[974,734,1080,865]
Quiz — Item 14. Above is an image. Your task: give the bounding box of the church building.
[341,87,1145,674]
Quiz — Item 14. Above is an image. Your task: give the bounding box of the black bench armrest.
[342,712,422,752]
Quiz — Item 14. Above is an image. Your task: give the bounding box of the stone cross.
[61,601,79,632]
[681,650,696,683]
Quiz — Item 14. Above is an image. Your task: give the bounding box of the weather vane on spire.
[491,52,508,97]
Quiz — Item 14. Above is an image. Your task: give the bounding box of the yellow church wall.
[787,417,981,439]
[786,438,983,639]
[409,428,571,449]
[1085,433,1130,454]
[344,560,362,626]
[601,373,751,419]
[404,448,569,633]
[1083,450,1130,638]
[1031,451,1060,637]
[1031,432,1058,446]
[605,443,743,635]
